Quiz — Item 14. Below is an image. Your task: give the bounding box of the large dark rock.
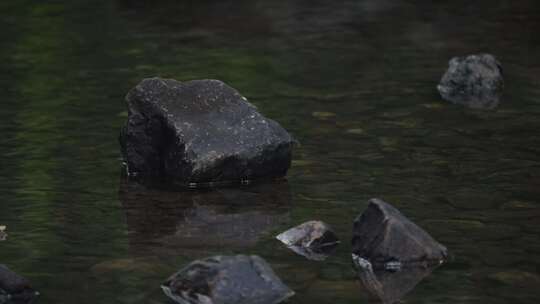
[0,265,38,304]
[352,198,447,267]
[437,54,504,109]
[276,220,340,261]
[119,78,294,188]
[161,255,294,304]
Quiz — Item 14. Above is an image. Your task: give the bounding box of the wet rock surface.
[90,256,169,277]
[487,270,540,288]
[0,265,38,304]
[119,78,294,188]
[161,255,294,304]
[437,54,504,109]
[276,221,340,261]
[352,198,447,267]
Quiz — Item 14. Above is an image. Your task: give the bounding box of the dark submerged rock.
[437,54,504,109]
[161,255,294,304]
[276,220,340,261]
[0,265,38,304]
[353,255,439,304]
[352,198,447,267]
[119,78,294,188]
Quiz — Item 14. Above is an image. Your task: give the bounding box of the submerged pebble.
[345,128,366,135]
[91,257,167,277]
[421,103,445,109]
[312,111,337,119]
[488,271,540,288]
[500,200,537,210]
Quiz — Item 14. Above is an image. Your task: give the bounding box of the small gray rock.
[437,54,504,109]
[352,199,447,268]
[119,78,295,188]
[276,221,340,261]
[0,265,39,304]
[161,255,294,304]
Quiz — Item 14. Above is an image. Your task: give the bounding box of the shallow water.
[1,0,540,303]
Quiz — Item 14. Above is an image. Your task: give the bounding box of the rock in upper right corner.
[352,198,447,267]
[437,53,504,109]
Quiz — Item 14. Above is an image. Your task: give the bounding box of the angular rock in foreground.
[352,199,447,267]
[119,78,295,188]
[437,53,504,109]
[276,221,340,261]
[162,255,294,304]
[0,265,39,303]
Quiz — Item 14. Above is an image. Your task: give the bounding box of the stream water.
[1,0,539,303]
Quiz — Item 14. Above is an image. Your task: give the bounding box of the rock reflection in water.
[119,180,291,254]
[354,255,440,304]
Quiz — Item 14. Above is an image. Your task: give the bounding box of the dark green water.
[1,0,540,303]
